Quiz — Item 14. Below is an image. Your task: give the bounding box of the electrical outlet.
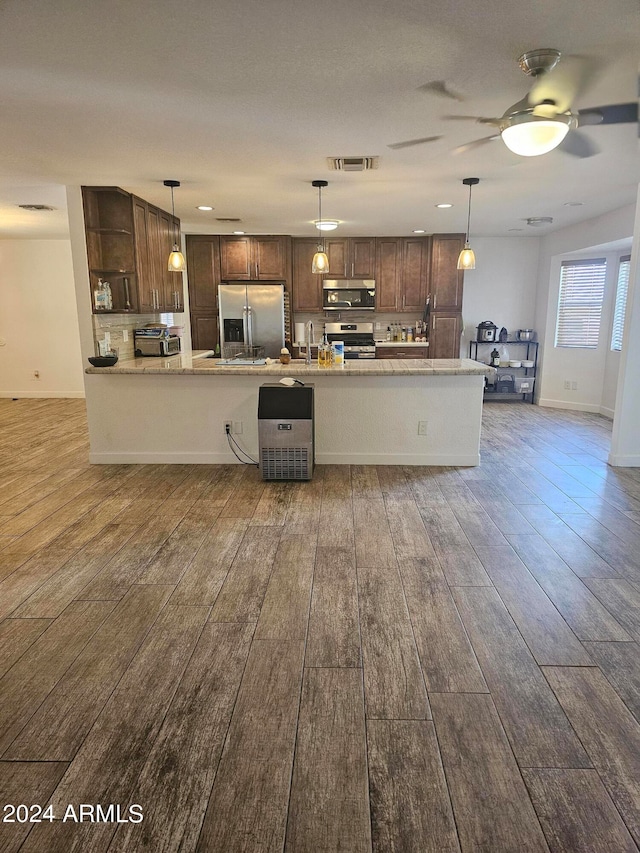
[418,420,428,436]
[571,381,578,390]
[564,380,571,390]
[233,421,243,435]
[224,421,232,434]
[122,329,129,342]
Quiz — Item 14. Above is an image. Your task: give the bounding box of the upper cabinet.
[219,235,291,281]
[430,233,465,311]
[292,239,323,312]
[324,237,376,279]
[82,186,182,314]
[374,237,430,312]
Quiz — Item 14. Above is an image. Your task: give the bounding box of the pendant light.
[311,180,330,274]
[164,180,186,272]
[457,177,479,270]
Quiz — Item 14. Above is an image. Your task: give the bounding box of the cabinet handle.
[433,294,437,310]
[351,262,354,277]
[151,289,155,310]
[432,316,435,331]
[255,263,259,278]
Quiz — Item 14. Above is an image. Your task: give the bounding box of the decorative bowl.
[88,355,118,367]
[508,360,522,368]
[522,360,535,368]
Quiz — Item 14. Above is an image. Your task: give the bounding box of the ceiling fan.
[388,49,638,158]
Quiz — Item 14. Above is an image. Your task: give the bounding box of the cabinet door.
[191,313,219,352]
[186,236,220,314]
[133,198,155,312]
[375,238,401,311]
[292,239,322,311]
[159,209,182,311]
[220,236,253,280]
[400,237,430,312]
[324,238,349,278]
[146,205,165,312]
[350,238,376,278]
[430,234,465,311]
[254,236,290,280]
[430,311,462,358]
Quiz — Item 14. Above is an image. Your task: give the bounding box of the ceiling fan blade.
[443,114,503,126]
[578,102,638,126]
[558,130,601,158]
[529,55,595,113]
[387,135,442,150]
[452,135,500,155]
[417,80,464,102]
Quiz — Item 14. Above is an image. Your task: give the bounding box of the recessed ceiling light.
[197,205,213,211]
[564,202,583,207]
[233,230,245,235]
[315,219,339,231]
[18,204,55,211]
[508,228,524,232]
[412,229,426,234]
[435,203,453,209]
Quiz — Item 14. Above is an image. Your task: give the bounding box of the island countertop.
[86,352,493,377]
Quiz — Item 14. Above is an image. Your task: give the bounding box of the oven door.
[323,287,375,311]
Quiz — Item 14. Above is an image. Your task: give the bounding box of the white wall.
[0,239,84,397]
[535,205,635,414]
[460,237,540,358]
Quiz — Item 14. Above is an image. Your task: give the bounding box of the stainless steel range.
[325,322,375,359]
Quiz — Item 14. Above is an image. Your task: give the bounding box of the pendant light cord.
[317,185,323,251]
[465,182,473,242]
[170,184,178,247]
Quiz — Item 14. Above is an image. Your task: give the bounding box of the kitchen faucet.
[304,321,314,364]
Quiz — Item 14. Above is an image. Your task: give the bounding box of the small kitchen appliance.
[134,326,182,357]
[258,383,314,480]
[476,321,498,342]
[325,322,375,359]
[517,329,534,341]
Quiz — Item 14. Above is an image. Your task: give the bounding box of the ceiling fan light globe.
[457,244,476,270]
[315,220,339,231]
[501,115,571,156]
[312,250,329,273]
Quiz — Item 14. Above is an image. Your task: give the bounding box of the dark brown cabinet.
[292,239,323,311]
[430,311,462,359]
[185,235,221,352]
[376,346,429,359]
[324,238,376,279]
[374,237,430,312]
[220,235,291,281]
[430,234,465,311]
[82,186,182,315]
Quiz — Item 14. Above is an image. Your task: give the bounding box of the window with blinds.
[611,256,631,351]
[555,258,607,348]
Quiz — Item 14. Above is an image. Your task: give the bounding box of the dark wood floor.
[1,399,640,852]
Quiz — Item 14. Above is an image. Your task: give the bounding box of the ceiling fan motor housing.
[518,49,561,77]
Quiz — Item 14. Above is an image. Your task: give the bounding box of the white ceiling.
[1,0,638,240]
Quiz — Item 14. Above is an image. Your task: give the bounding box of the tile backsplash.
[92,312,186,360]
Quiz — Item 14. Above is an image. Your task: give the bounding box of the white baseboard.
[0,392,85,399]
[608,453,640,467]
[538,397,601,414]
[89,450,480,466]
[599,406,615,419]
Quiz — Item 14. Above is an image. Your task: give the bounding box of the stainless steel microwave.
[322,279,376,311]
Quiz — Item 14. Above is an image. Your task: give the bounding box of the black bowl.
[88,355,118,367]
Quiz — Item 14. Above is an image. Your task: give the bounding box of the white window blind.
[555,259,606,348]
[611,256,631,351]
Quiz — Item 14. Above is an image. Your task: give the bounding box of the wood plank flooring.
[1,398,640,852]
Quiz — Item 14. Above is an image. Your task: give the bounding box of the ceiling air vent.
[215,217,242,222]
[327,157,379,172]
[18,204,56,211]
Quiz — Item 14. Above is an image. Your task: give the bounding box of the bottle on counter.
[490,347,500,367]
[386,326,391,341]
[318,327,331,368]
[103,279,113,311]
[94,278,107,311]
[401,326,407,342]
[407,326,414,342]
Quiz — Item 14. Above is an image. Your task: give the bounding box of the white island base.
[85,358,489,466]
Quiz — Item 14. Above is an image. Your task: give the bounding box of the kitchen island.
[84,354,492,465]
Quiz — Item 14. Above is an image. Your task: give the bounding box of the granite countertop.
[86,351,493,377]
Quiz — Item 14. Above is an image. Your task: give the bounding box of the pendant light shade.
[311,179,330,274]
[164,180,186,273]
[457,177,479,270]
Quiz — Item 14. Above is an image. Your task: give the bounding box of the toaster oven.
[134,335,182,357]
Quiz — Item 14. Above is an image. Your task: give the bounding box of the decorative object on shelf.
[311,180,330,274]
[490,348,500,367]
[88,354,118,367]
[517,328,534,340]
[279,347,291,365]
[457,177,479,270]
[164,180,187,272]
[499,326,508,342]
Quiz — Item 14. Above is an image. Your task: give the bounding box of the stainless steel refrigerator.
[218,283,285,359]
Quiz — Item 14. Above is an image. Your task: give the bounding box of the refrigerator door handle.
[245,304,253,348]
